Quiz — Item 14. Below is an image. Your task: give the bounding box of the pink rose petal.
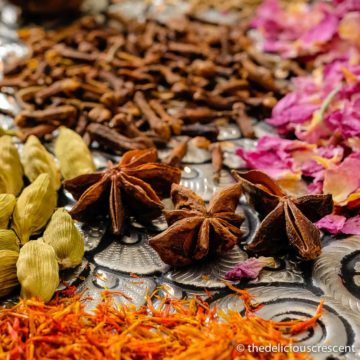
[225,257,275,280]
[316,214,347,235]
[342,216,360,235]
[236,136,312,179]
[268,92,320,129]
[317,215,360,235]
[335,0,360,16]
[326,100,360,139]
[323,153,360,204]
[299,12,338,46]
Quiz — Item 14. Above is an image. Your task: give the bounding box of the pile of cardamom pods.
[0,127,95,302]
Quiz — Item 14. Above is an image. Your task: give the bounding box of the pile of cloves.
[1,14,299,154]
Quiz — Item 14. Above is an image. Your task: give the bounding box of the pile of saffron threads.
[0,286,322,360]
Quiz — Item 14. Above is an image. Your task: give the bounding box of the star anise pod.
[64,148,181,235]
[232,170,333,260]
[149,183,244,266]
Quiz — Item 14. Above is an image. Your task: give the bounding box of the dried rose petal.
[236,136,312,179]
[316,214,347,235]
[323,152,360,205]
[267,92,320,130]
[338,12,360,46]
[317,214,360,235]
[342,216,360,235]
[326,100,360,139]
[252,0,340,58]
[225,257,275,281]
[335,0,360,16]
[298,12,338,48]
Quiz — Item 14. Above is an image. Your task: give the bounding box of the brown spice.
[210,143,223,184]
[64,148,181,235]
[233,102,255,139]
[232,170,333,260]
[0,15,295,149]
[163,137,190,168]
[134,92,171,141]
[86,123,154,153]
[150,183,244,266]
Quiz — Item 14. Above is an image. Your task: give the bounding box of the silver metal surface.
[213,286,360,359]
[1,3,360,359]
[313,236,360,313]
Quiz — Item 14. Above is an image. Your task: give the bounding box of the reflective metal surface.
[1,2,360,358]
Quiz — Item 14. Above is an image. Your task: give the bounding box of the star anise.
[232,170,333,260]
[149,183,244,266]
[64,148,181,235]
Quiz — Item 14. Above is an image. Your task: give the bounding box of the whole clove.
[1,14,295,152]
[134,92,171,141]
[87,123,154,153]
[149,100,183,135]
[87,106,112,123]
[35,79,80,104]
[210,143,223,184]
[179,107,219,124]
[233,103,255,139]
[163,137,190,168]
[15,106,77,128]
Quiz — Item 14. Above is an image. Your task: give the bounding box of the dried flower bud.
[0,250,19,298]
[43,208,84,269]
[17,240,59,302]
[0,136,24,195]
[54,126,96,180]
[22,135,61,190]
[0,229,20,253]
[12,173,57,245]
[0,194,16,229]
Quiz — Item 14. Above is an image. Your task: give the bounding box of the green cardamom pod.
[17,240,59,302]
[54,126,96,180]
[0,229,19,252]
[0,194,16,229]
[12,173,57,245]
[22,135,61,190]
[0,127,18,137]
[0,136,24,195]
[43,208,84,269]
[0,250,19,298]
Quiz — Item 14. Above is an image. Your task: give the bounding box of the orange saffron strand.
[0,289,317,360]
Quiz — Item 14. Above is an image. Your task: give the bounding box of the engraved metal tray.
[0,1,360,359]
